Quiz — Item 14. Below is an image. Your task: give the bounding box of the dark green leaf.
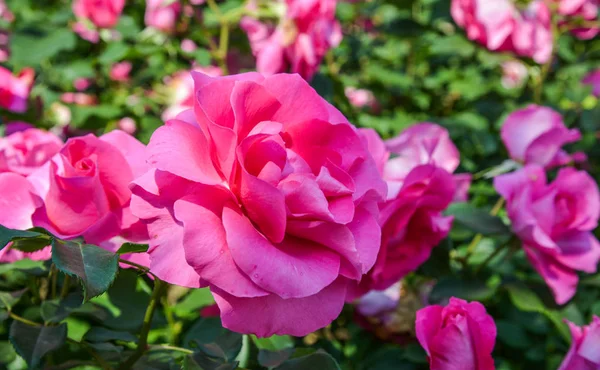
[41,293,83,323]
[0,289,27,310]
[9,321,67,368]
[10,237,51,253]
[116,243,149,254]
[430,277,496,302]
[258,348,295,368]
[0,341,17,364]
[275,350,341,370]
[0,259,47,275]
[10,29,76,67]
[84,327,137,343]
[51,239,119,301]
[0,225,48,250]
[98,42,130,64]
[194,330,243,362]
[252,335,294,351]
[446,202,511,235]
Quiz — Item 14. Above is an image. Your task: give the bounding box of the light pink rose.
[74,78,92,91]
[29,130,150,252]
[501,105,581,168]
[110,62,132,82]
[0,67,35,113]
[145,0,181,33]
[72,0,125,29]
[511,0,553,64]
[558,0,599,39]
[451,0,515,51]
[416,297,496,370]
[494,165,600,304]
[241,0,342,80]
[118,117,137,134]
[180,38,197,53]
[61,92,97,106]
[72,21,100,43]
[345,87,378,110]
[131,72,387,337]
[0,126,63,176]
[583,69,600,97]
[558,316,600,370]
[501,60,528,89]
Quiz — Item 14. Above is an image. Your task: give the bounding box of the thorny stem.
[9,312,41,327]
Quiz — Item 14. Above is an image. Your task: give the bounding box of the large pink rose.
[241,0,342,80]
[130,72,387,337]
[29,130,150,251]
[583,69,600,97]
[511,0,553,64]
[558,316,600,370]
[0,172,50,263]
[0,67,35,113]
[451,0,515,51]
[0,126,63,176]
[72,0,125,29]
[145,0,181,33]
[500,105,582,168]
[494,165,600,304]
[416,297,496,370]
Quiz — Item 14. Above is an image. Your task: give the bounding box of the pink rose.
[345,87,378,110]
[511,0,553,64]
[74,78,92,91]
[500,105,581,168]
[558,316,600,370]
[583,69,600,97]
[72,22,100,43]
[0,67,35,113]
[416,297,496,370]
[501,60,528,89]
[180,38,197,53]
[241,0,342,80]
[131,72,387,337]
[0,0,13,22]
[0,172,50,263]
[145,0,181,33]
[72,0,125,29]
[61,92,97,106]
[110,62,132,82]
[0,30,9,63]
[494,165,600,304]
[118,117,137,134]
[451,0,515,51]
[0,126,63,176]
[558,0,599,40]
[30,130,150,250]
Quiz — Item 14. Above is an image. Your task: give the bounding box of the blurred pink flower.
[72,0,125,29]
[0,126,63,176]
[511,0,553,64]
[61,92,97,106]
[501,60,528,89]
[416,297,496,370]
[501,105,581,168]
[145,0,181,33]
[241,0,342,80]
[72,21,100,43]
[0,30,10,63]
[74,78,92,91]
[180,38,197,53]
[583,69,600,97]
[558,316,600,370]
[0,67,35,113]
[495,165,600,304]
[345,87,378,110]
[110,62,132,82]
[0,0,14,22]
[557,0,599,39]
[118,117,137,134]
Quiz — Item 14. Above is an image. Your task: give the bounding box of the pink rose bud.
[72,0,125,29]
[416,297,497,370]
[180,38,197,53]
[501,105,581,168]
[74,78,92,91]
[501,60,528,89]
[110,61,132,82]
[131,72,387,337]
[144,0,181,33]
[0,126,63,176]
[118,117,136,134]
[494,165,600,304]
[583,69,600,97]
[558,316,600,370]
[345,87,377,110]
[0,67,35,113]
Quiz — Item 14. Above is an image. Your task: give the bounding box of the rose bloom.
[28,130,150,265]
[74,78,92,91]
[0,172,51,263]
[501,105,582,168]
[558,316,600,370]
[557,0,599,40]
[72,0,125,29]
[131,72,387,337]
[110,61,132,82]
[494,165,600,304]
[583,69,600,97]
[72,22,100,43]
[0,125,63,176]
[501,60,528,89]
[416,297,496,370]
[345,87,378,110]
[0,67,35,113]
[145,0,181,33]
[61,92,97,106]
[241,0,342,80]
[511,0,553,64]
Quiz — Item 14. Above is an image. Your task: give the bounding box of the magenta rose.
[72,0,125,29]
[494,165,600,304]
[451,0,515,51]
[29,130,150,252]
[501,105,582,168]
[130,72,387,337]
[558,316,600,370]
[0,67,34,113]
[241,0,342,80]
[0,126,63,176]
[416,297,497,370]
[145,0,181,33]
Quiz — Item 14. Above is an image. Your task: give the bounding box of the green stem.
[117,279,166,370]
[161,293,179,345]
[148,344,194,354]
[68,339,113,370]
[9,312,41,327]
[50,265,58,299]
[465,198,505,257]
[474,244,507,275]
[60,275,71,299]
[219,23,230,74]
[118,259,155,278]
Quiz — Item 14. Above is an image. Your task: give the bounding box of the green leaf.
[98,42,130,64]
[41,293,83,324]
[10,237,51,253]
[10,28,76,67]
[445,203,511,235]
[9,321,67,368]
[430,277,496,302]
[252,335,294,351]
[194,330,243,362]
[275,350,341,370]
[175,288,215,317]
[51,239,119,301]
[0,289,27,310]
[0,259,47,275]
[83,327,137,343]
[258,348,294,369]
[0,341,17,364]
[116,243,149,254]
[0,225,48,250]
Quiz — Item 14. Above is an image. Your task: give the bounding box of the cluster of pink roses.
[452,0,599,63]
